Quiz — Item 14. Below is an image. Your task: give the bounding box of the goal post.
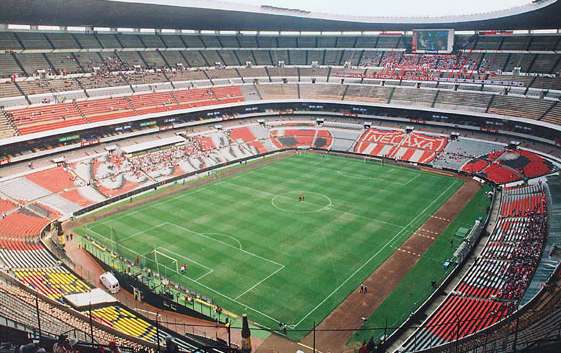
[148,248,180,277]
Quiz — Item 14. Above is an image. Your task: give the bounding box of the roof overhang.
[0,0,560,31]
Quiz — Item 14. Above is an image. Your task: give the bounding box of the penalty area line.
[291,180,459,328]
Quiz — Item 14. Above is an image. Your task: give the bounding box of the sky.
[221,0,531,17]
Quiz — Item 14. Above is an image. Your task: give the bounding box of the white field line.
[98,179,229,224]
[291,179,460,328]
[164,222,286,304]
[235,265,286,300]
[154,246,214,272]
[167,222,284,268]
[219,180,404,229]
[86,223,286,325]
[335,169,419,186]
[87,158,460,329]
[403,174,422,186]
[85,226,147,260]
[195,269,215,281]
[118,223,169,243]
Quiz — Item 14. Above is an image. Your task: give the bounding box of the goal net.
[144,248,180,277]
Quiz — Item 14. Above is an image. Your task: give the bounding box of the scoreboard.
[412,29,455,53]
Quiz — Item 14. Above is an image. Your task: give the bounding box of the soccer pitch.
[77,153,463,340]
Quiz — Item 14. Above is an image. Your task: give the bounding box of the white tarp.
[64,288,118,309]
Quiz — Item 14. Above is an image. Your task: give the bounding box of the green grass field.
[76,153,463,340]
[350,184,491,345]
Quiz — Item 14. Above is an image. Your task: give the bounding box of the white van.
[99,272,120,293]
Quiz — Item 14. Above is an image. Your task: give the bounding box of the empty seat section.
[116,51,145,68]
[138,34,165,48]
[277,37,298,48]
[340,50,361,66]
[160,51,188,67]
[298,36,317,48]
[182,50,207,67]
[530,54,558,73]
[181,35,205,48]
[307,50,324,65]
[0,32,23,50]
[139,51,166,68]
[200,50,222,66]
[200,35,221,48]
[500,36,530,51]
[0,54,24,77]
[252,50,272,65]
[317,37,337,48]
[355,36,378,48]
[528,35,559,51]
[475,36,502,50]
[95,34,122,49]
[72,33,102,49]
[504,53,535,72]
[376,36,400,48]
[218,50,239,66]
[45,53,82,74]
[288,50,306,65]
[390,87,436,107]
[219,36,240,48]
[116,34,144,48]
[489,95,551,120]
[334,37,354,48]
[0,81,23,98]
[16,32,52,49]
[345,85,392,103]
[434,91,491,112]
[159,35,185,48]
[45,33,80,49]
[359,51,383,66]
[15,53,51,75]
[270,50,289,65]
[73,52,104,72]
[238,36,257,48]
[205,68,239,79]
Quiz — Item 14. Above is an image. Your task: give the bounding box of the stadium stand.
[0,209,51,240]
[2,3,561,353]
[91,306,157,344]
[4,85,244,135]
[353,128,448,164]
[461,149,558,184]
[269,128,334,149]
[14,268,91,302]
[403,183,549,351]
[432,138,504,171]
[0,278,146,349]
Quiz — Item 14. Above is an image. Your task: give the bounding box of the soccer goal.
[146,248,179,277]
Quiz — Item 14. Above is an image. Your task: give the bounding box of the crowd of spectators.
[495,212,548,302]
[337,52,489,81]
[126,136,214,177]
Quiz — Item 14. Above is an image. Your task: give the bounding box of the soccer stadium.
[0,0,561,353]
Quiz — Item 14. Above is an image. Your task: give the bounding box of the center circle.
[271,191,333,213]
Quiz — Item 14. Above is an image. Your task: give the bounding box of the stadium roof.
[1,0,561,31]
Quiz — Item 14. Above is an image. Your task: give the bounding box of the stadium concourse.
[1,1,561,353]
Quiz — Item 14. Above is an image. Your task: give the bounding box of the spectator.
[108,341,121,353]
[163,337,178,353]
[52,335,67,353]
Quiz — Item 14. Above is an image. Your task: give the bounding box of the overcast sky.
[225,0,531,17]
